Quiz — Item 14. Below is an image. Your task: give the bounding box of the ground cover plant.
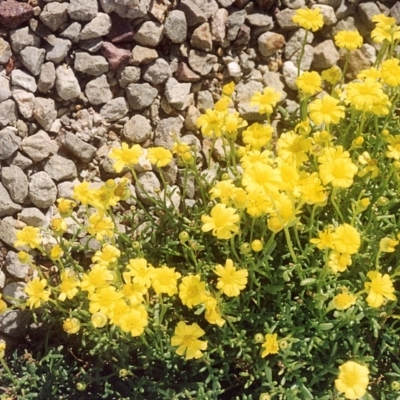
[1,8,400,399]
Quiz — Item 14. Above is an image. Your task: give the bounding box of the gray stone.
[85,75,112,105]
[361,43,376,65]
[99,0,151,19]
[55,64,81,101]
[12,87,35,119]
[4,252,30,279]
[74,52,109,76]
[60,22,82,43]
[39,2,69,31]
[118,66,141,88]
[143,58,172,85]
[155,117,183,149]
[282,0,306,8]
[68,0,98,21]
[0,76,11,103]
[291,44,314,71]
[391,2,400,25]
[38,62,56,94]
[275,8,297,31]
[64,132,96,162]
[312,39,340,69]
[317,0,341,7]
[0,100,17,128]
[21,130,58,162]
[126,83,158,111]
[0,183,21,217]
[258,32,286,57]
[135,171,161,205]
[0,310,29,337]
[44,155,78,182]
[0,217,17,248]
[313,4,337,25]
[358,2,381,30]
[79,13,111,40]
[191,0,218,19]
[28,171,57,208]
[9,27,41,53]
[134,21,164,47]
[7,151,32,170]
[197,90,214,112]
[165,78,191,110]
[10,69,37,93]
[0,269,5,289]
[282,60,298,91]
[130,45,158,66]
[164,10,187,44]
[45,38,71,63]
[19,46,45,76]
[211,8,228,42]
[262,71,287,101]
[190,23,213,52]
[0,128,20,160]
[178,0,207,27]
[227,10,247,41]
[123,115,152,143]
[57,181,75,199]
[235,80,265,121]
[100,97,128,122]
[284,29,313,60]
[184,105,201,131]
[19,207,47,227]
[246,13,274,29]
[33,98,57,131]
[80,37,103,53]
[188,49,217,76]
[1,165,28,204]
[0,37,12,64]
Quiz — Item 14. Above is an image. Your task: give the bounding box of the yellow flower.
[292,7,324,31]
[18,251,31,264]
[58,269,80,301]
[381,58,400,87]
[214,258,248,297]
[87,213,115,241]
[277,131,312,166]
[357,67,381,80]
[334,30,363,50]
[308,95,345,126]
[358,152,379,179]
[63,317,81,334]
[372,14,396,27]
[321,65,342,85]
[335,361,369,400]
[57,198,76,217]
[203,295,225,327]
[242,123,273,150]
[51,218,67,235]
[91,312,108,328]
[318,146,358,188]
[126,258,154,288]
[25,277,51,309]
[0,294,7,314]
[117,305,148,337]
[201,203,240,240]
[109,143,143,173]
[345,78,384,112]
[210,180,237,205]
[73,181,93,205]
[331,224,360,255]
[250,87,281,115]
[0,340,5,359]
[386,134,400,160]
[298,172,327,205]
[261,333,279,357]
[152,266,181,296]
[80,264,114,294]
[222,81,235,96]
[371,23,400,44]
[171,321,208,360]
[223,112,247,139]
[92,244,121,266]
[197,109,225,138]
[88,286,124,315]
[332,289,357,310]
[310,225,335,250]
[364,271,396,308]
[296,71,322,95]
[251,240,263,252]
[379,237,399,253]
[179,275,207,309]
[328,251,352,273]
[147,147,173,168]
[15,226,42,250]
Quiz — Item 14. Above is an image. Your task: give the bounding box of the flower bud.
[132,241,141,251]
[240,242,251,255]
[382,129,390,137]
[76,382,87,391]
[221,173,230,180]
[251,240,263,252]
[391,381,400,391]
[352,136,364,148]
[377,196,389,206]
[119,369,130,378]
[179,231,190,243]
[279,340,289,350]
[254,333,264,343]
[259,394,271,400]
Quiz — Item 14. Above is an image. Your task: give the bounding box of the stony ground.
[0,0,398,338]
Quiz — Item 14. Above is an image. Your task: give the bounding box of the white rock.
[55,65,81,101]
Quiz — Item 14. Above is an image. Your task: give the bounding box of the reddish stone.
[101,42,131,70]
[0,0,34,29]
[106,13,134,44]
[174,62,201,83]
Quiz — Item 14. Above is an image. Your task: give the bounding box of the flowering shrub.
[3,9,400,399]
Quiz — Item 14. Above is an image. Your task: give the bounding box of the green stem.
[1,358,18,385]
[283,226,298,264]
[330,188,344,222]
[296,30,308,76]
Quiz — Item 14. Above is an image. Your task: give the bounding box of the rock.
[258,32,285,57]
[143,58,172,85]
[150,0,171,23]
[227,10,247,41]
[235,80,265,121]
[0,217,17,248]
[246,13,274,30]
[343,48,371,80]
[290,44,314,71]
[118,66,141,88]
[39,2,69,32]
[0,0,34,29]
[312,39,340,69]
[45,38,71,63]
[134,21,164,47]
[60,22,82,43]
[101,42,131,70]
[0,310,29,338]
[211,8,228,42]
[275,8,297,31]
[3,282,27,306]
[64,132,97,162]
[100,97,128,122]
[0,76,11,103]
[19,46,45,77]
[99,0,151,19]
[191,23,213,51]
[57,181,75,199]
[4,252,30,279]
[233,24,251,47]
[285,29,313,60]
[9,27,41,54]
[38,62,56,93]
[0,128,20,160]
[10,69,37,93]
[1,165,28,204]
[0,183,22,217]
[44,155,78,182]
[178,0,207,27]
[188,49,218,76]
[130,45,158,66]
[0,38,12,64]
[313,4,337,26]
[11,88,35,119]
[0,100,17,128]
[68,0,98,21]
[164,10,187,44]
[197,90,214,112]
[85,74,112,105]
[358,2,381,30]
[155,117,183,149]
[55,64,81,101]
[32,98,57,131]
[126,83,158,111]
[7,151,33,170]
[174,62,201,82]
[123,115,153,143]
[262,71,287,101]
[391,2,400,25]
[135,171,161,205]
[21,130,58,162]
[361,43,376,65]
[282,60,298,91]
[28,19,52,40]
[165,77,191,110]
[28,171,57,208]
[80,37,103,53]
[19,207,47,227]
[282,0,306,7]
[107,13,134,43]
[318,0,341,7]
[79,13,111,40]
[74,52,109,76]
[184,105,201,131]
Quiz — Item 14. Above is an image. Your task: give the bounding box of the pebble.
[39,2,69,32]
[164,78,192,110]
[79,13,112,40]
[0,128,20,160]
[123,115,153,143]
[143,58,172,85]
[155,117,183,149]
[0,183,22,217]
[0,310,29,338]
[134,21,164,48]
[164,10,187,44]
[38,62,56,93]
[258,32,286,57]
[0,37,12,64]
[55,64,82,101]
[10,69,37,93]
[100,97,128,122]
[1,165,28,204]
[4,252,30,279]
[44,155,78,182]
[0,76,11,102]
[0,99,17,128]
[312,39,340,70]
[68,0,98,21]
[33,97,57,131]
[130,45,158,66]
[0,0,34,29]
[9,26,41,54]
[19,46,46,76]
[19,207,47,227]
[126,82,158,111]
[74,52,109,76]
[85,74,113,105]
